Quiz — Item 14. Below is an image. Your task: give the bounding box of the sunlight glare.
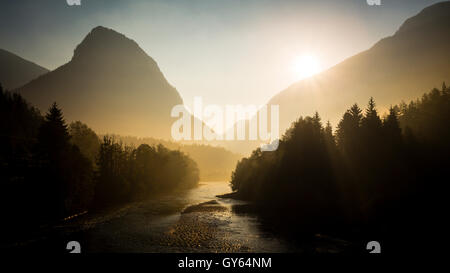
[292,55,321,80]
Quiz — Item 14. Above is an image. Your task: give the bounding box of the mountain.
[16,26,183,139]
[267,1,450,133]
[0,49,49,90]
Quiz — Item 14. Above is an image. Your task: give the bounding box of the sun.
[292,55,321,80]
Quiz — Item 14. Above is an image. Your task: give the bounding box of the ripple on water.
[57,182,296,252]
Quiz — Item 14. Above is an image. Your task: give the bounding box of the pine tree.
[349,104,363,125]
[325,120,333,137]
[383,106,402,145]
[38,102,71,155]
[365,98,377,118]
[312,111,322,131]
[313,111,321,123]
[324,120,335,148]
[336,104,362,153]
[362,97,382,131]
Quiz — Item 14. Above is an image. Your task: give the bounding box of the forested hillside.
[0,83,199,236]
[229,82,450,251]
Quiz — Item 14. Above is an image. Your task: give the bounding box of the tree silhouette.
[336,103,362,160]
[94,136,199,207]
[383,106,402,146]
[38,102,70,155]
[229,84,450,251]
[69,121,100,165]
[361,97,382,134]
[1,88,200,241]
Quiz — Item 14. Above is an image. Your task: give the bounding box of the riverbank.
[217,191,361,253]
[2,182,294,253]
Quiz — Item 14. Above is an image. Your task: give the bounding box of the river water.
[62,181,294,253]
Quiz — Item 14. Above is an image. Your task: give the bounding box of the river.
[47,181,296,253]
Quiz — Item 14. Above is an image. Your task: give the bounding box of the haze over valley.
[1,0,449,254]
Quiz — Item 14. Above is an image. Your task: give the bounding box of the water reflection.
[78,181,293,252]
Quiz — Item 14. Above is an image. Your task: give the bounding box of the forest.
[2,78,449,251]
[229,83,450,250]
[101,135,241,181]
[0,83,199,236]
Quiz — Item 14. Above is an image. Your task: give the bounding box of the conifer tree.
[361,97,382,134]
[383,107,402,138]
[38,102,71,154]
[383,106,403,150]
[349,103,363,125]
[336,104,362,155]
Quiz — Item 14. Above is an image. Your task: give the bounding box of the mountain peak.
[90,25,113,33]
[72,26,147,63]
[17,26,183,139]
[87,26,128,40]
[396,1,450,35]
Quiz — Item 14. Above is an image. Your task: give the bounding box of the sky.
[0,0,444,111]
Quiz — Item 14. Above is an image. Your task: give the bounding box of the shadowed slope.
[16,26,183,139]
[0,49,49,90]
[268,1,450,133]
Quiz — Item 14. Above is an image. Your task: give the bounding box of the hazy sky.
[0,0,444,110]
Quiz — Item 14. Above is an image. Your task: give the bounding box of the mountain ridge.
[16,26,183,139]
[0,49,49,90]
[266,1,450,134]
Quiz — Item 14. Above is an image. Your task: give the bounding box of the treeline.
[101,135,242,181]
[0,83,199,234]
[94,137,199,206]
[230,83,450,250]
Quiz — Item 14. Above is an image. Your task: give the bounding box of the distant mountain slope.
[268,1,450,133]
[16,26,183,139]
[0,49,48,90]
